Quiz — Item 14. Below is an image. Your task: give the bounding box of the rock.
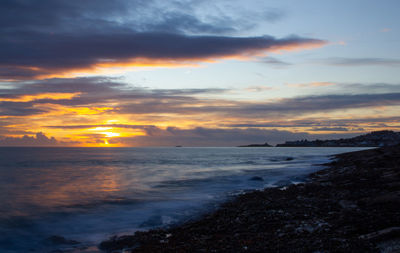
[249,176,263,181]
[359,227,400,241]
[338,200,357,209]
[275,179,292,187]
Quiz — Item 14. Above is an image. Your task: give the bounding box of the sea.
[0,147,368,252]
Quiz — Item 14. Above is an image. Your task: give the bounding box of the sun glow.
[102,132,120,138]
[0,92,81,102]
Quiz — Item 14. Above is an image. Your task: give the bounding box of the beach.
[100,145,400,253]
[0,147,351,252]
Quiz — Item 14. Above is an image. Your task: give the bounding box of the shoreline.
[100,145,400,252]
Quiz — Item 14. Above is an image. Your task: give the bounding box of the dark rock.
[249,176,263,181]
[99,235,140,252]
[275,179,292,187]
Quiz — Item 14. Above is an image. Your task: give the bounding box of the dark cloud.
[0,132,57,146]
[319,57,400,67]
[0,77,227,111]
[140,11,238,34]
[0,101,46,116]
[2,78,400,118]
[1,0,284,35]
[0,0,322,80]
[336,83,400,94]
[0,31,325,80]
[120,92,400,116]
[225,117,400,133]
[311,127,349,132]
[110,127,361,146]
[142,5,285,34]
[224,93,400,117]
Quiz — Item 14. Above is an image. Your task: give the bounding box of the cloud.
[311,127,349,132]
[0,0,325,80]
[236,93,400,115]
[1,77,400,146]
[319,57,400,67]
[286,82,335,88]
[45,124,157,130]
[0,0,285,35]
[2,78,400,119]
[109,127,361,146]
[0,126,361,147]
[0,132,57,146]
[244,86,274,92]
[258,57,292,67]
[118,92,400,117]
[0,101,46,116]
[0,32,326,80]
[225,116,399,133]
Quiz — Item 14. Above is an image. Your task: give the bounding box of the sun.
[101,131,121,138]
[88,127,121,138]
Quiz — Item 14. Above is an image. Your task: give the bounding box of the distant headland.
[239,130,400,147]
[237,142,272,147]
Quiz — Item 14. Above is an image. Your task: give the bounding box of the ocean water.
[0,147,368,252]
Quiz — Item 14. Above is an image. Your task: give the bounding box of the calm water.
[0,147,367,252]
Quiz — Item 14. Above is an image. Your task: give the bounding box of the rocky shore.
[100,145,400,253]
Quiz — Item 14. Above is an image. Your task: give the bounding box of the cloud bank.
[0,132,57,146]
[0,0,325,80]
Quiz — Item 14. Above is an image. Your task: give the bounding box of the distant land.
[238,142,272,147]
[239,130,400,147]
[276,130,400,147]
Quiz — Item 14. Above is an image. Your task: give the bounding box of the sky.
[0,0,399,147]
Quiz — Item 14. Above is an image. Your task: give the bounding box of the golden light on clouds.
[89,127,121,138]
[0,92,81,102]
[66,107,115,115]
[8,38,327,81]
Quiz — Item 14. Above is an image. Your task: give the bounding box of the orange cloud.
[0,92,81,102]
[287,82,336,88]
[268,40,327,54]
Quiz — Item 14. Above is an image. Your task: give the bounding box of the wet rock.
[275,179,292,187]
[249,176,263,181]
[99,235,140,252]
[359,227,400,241]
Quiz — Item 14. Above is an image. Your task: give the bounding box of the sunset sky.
[1,0,399,146]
